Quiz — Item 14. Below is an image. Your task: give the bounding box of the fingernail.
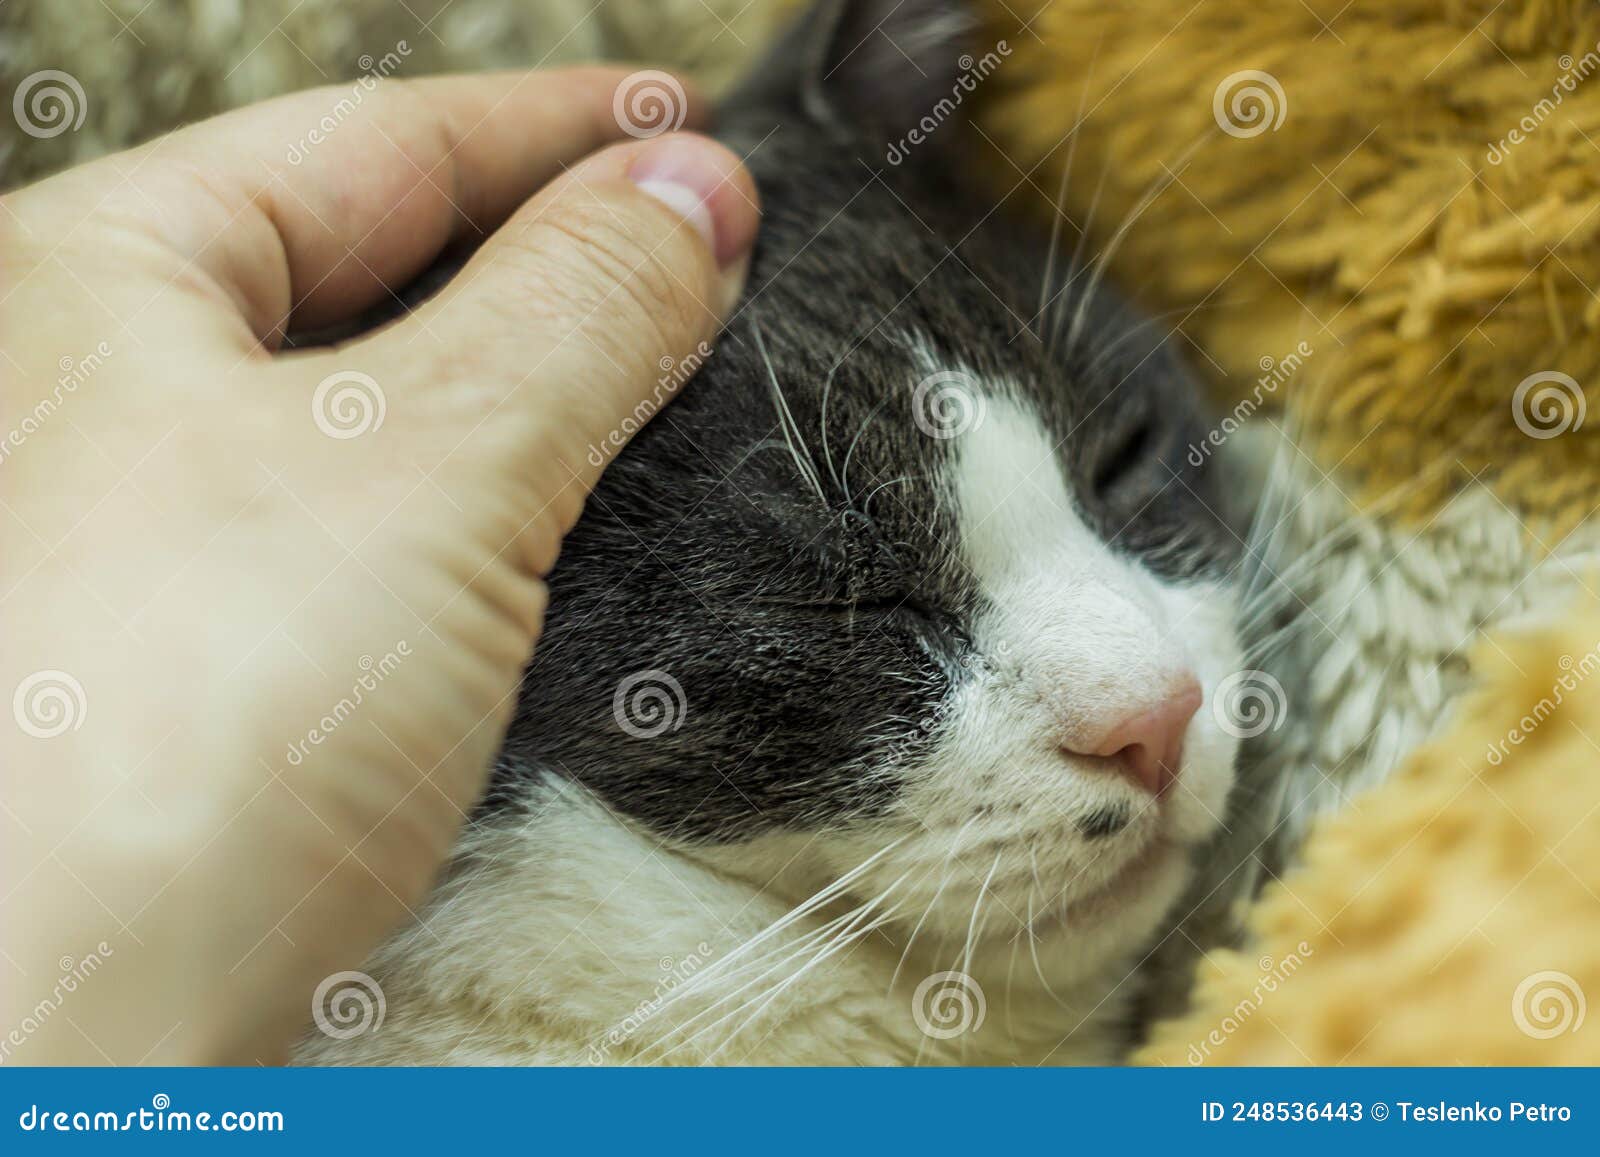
[628,139,748,268]
[633,177,718,254]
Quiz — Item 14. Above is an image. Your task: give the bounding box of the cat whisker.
[644,837,910,1026]
[1075,303,1216,387]
[1034,38,1102,352]
[1034,152,1075,341]
[954,852,1004,1063]
[641,904,873,1062]
[697,889,909,1064]
[958,852,1001,985]
[841,395,895,508]
[885,811,986,996]
[652,877,911,1064]
[818,355,846,498]
[1050,147,1113,351]
[750,314,829,504]
[1067,133,1208,360]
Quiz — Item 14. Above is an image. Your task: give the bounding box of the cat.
[297,0,1250,1066]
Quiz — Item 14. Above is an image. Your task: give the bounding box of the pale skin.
[0,68,759,1064]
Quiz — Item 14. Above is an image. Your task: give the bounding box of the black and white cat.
[298,0,1249,1065]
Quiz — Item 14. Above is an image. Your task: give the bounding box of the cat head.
[493,0,1245,986]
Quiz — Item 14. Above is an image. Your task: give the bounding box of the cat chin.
[882,827,1191,956]
[951,853,1194,999]
[298,779,1146,1066]
[702,783,1205,1006]
[1031,838,1193,958]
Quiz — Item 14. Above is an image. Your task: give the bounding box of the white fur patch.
[956,396,1206,756]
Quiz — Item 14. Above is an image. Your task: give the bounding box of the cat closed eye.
[1091,419,1157,497]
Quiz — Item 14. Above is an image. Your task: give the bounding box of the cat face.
[491,0,1244,979]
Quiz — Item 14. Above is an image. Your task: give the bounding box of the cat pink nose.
[1065,675,1203,797]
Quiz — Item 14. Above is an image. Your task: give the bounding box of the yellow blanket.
[976,0,1600,1064]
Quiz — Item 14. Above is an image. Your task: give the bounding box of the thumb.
[360,131,759,493]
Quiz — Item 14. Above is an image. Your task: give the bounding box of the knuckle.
[504,189,715,359]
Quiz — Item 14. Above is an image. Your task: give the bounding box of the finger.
[350,130,759,533]
[13,67,705,344]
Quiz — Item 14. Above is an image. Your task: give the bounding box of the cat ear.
[733,0,979,156]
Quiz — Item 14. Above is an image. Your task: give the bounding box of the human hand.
[0,68,758,1064]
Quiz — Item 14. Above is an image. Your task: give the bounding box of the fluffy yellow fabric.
[1138,617,1600,1064]
[976,0,1600,1064]
[977,0,1600,531]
